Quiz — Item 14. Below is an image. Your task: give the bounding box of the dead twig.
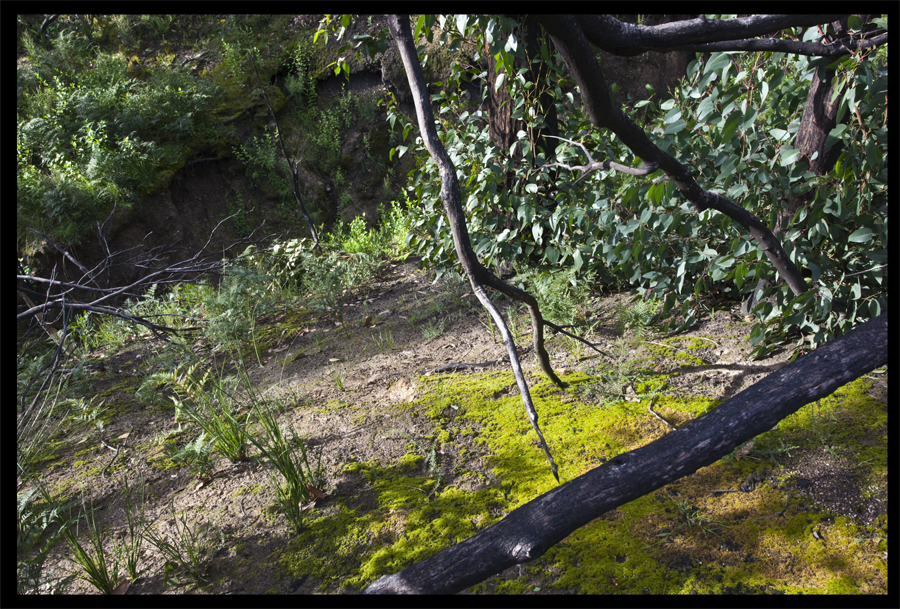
[647,398,677,431]
[544,320,614,360]
[541,134,658,183]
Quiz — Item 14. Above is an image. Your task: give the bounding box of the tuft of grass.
[564,333,586,362]
[17,349,86,477]
[328,364,346,391]
[116,475,156,582]
[161,363,252,463]
[655,501,730,540]
[144,501,216,589]
[421,318,447,342]
[480,315,498,343]
[505,307,525,343]
[373,328,394,354]
[63,497,124,594]
[246,399,325,532]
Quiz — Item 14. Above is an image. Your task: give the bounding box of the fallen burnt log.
[366,312,887,594]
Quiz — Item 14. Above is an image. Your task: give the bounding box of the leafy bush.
[394,20,887,357]
[201,261,276,352]
[285,40,317,110]
[307,84,356,173]
[326,199,415,260]
[233,127,287,193]
[17,31,222,249]
[257,199,413,298]
[301,250,377,323]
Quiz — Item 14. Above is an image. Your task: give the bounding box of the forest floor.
[21,257,887,595]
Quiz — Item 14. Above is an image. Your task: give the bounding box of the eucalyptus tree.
[320,14,887,593]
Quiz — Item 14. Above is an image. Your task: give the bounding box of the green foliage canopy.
[383,16,887,357]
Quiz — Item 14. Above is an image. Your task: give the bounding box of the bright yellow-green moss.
[398,452,424,470]
[232,484,265,497]
[276,366,886,594]
[279,459,508,591]
[642,336,710,367]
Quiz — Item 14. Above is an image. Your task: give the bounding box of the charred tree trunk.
[485,16,559,164]
[366,311,887,594]
[754,16,870,309]
[795,15,876,177]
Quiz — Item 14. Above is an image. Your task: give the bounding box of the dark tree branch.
[18,291,72,438]
[388,14,563,482]
[667,31,887,57]
[536,15,811,299]
[18,208,268,329]
[543,320,613,360]
[366,312,887,594]
[576,14,848,56]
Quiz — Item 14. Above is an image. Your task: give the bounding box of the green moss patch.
[279,460,507,591]
[276,369,886,593]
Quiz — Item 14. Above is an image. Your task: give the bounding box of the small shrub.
[201,259,275,352]
[165,432,217,478]
[616,294,661,341]
[157,363,252,462]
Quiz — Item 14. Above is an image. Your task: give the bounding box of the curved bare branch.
[388,14,562,481]
[541,134,659,181]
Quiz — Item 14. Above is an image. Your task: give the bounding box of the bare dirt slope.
[23,258,887,595]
